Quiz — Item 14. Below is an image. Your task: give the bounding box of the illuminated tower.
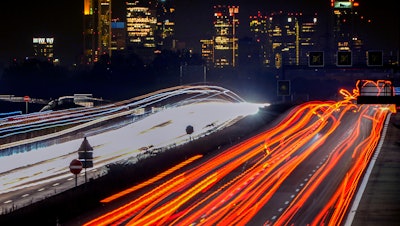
[331,0,368,65]
[250,11,319,67]
[213,5,239,68]
[200,39,214,68]
[249,12,269,66]
[298,13,320,66]
[155,0,175,51]
[33,37,54,62]
[126,0,157,64]
[83,0,112,65]
[111,19,126,52]
[331,1,363,52]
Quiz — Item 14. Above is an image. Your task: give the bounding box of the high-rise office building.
[213,5,239,68]
[155,0,175,50]
[126,0,157,64]
[125,0,175,63]
[298,13,320,66]
[331,0,365,65]
[332,0,356,51]
[249,12,270,66]
[111,19,126,52]
[33,37,55,62]
[83,0,112,65]
[250,11,319,67]
[200,39,214,69]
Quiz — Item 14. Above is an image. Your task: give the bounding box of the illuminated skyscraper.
[33,37,55,63]
[126,0,157,64]
[213,5,239,68]
[249,12,270,66]
[200,39,214,68]
[250,11,319,67]
[125,0,175,63]
[83,0,112,65]
[111,20,126,52]
[155,0,175,50]
[331,0,365,64]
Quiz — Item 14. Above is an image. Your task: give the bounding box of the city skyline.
[0,0,398,66]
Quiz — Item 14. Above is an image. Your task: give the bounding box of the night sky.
[0,0,398,66]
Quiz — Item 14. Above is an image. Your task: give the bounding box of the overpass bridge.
[356,79,400,106]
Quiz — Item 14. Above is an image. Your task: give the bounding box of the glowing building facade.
[155,0,175,50]
[111,20,126,52]
[126,0,157,63]
[331,0,365,65]
[213,5,239,68]
[125,0,175,63]
[249,12,270,66]
[250,11,319,67]
[33,37,55,62]
[200,39,214,69]
[83,0,112,65]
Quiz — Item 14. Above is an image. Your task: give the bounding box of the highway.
[0,85,255,147]
[0,85,266,214]
[0,82,396,225]
[81,89,393,225]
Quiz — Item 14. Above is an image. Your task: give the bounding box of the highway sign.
[308,51,324,67]
[367,50,383,66]
[337,51,352,66]
[277,80,291,96]
[77,137,94,168]
[69,159,83,175]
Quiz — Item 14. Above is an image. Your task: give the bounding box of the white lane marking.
[344,113,391,226]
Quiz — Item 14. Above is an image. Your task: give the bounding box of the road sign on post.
[69,159,83,187]
[24,96,30,114]
[77,137,93,183]
[69,159,83,174]
[77,137,94,168]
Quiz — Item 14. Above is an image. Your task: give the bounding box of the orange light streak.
[100,155,202,203]
[83,85,390,225]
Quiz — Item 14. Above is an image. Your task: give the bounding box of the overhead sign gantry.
[356,79,400,105]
